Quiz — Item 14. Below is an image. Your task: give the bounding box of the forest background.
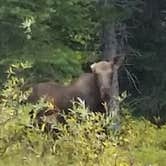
[0,0,166,165]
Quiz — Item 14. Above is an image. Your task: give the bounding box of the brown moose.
[28,57,122,114]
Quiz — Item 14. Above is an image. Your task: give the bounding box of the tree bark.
[99,1,126,117]
[101,23,120,117]
[144,0,160,33]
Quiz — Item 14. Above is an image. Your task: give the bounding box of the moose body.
[29,58,122,113]
[29,73,103,112]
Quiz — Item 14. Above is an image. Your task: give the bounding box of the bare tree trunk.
[102,23,117,60]
[101,23,119,117]
[144,0,160,33]
[98,0,126,117]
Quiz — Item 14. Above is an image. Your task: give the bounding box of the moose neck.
[66,73,101,101]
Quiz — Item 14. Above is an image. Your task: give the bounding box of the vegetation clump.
[0,64,166,166]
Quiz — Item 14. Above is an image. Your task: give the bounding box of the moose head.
[90,56,123,102]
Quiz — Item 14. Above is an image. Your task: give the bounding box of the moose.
[28,56,122,116]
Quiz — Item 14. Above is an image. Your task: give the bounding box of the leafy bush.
[0,63,166,166]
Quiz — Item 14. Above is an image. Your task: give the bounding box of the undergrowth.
[0,63,166,166]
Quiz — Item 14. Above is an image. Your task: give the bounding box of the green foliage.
[0,0,97,84]
[27,46,85,82]
[0,0,166,164]
[0,63,166,166]
[0,0,166,124]
[97,0,143,23]
[126,0,166,123]
[0,0,96,56]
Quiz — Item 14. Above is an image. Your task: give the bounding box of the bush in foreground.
[0,63,166,166]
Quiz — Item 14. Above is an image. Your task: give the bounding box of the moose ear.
[90,63,96,72]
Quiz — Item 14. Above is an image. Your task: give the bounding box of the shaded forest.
[0,0,166,165]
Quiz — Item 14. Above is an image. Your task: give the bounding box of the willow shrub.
[0,63,166,166]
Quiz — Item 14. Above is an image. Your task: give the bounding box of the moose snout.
[100,86,111,101]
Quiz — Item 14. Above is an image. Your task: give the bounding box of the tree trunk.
[99,1,126,117]
[101,23,119,117]
[144,0,160,34]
